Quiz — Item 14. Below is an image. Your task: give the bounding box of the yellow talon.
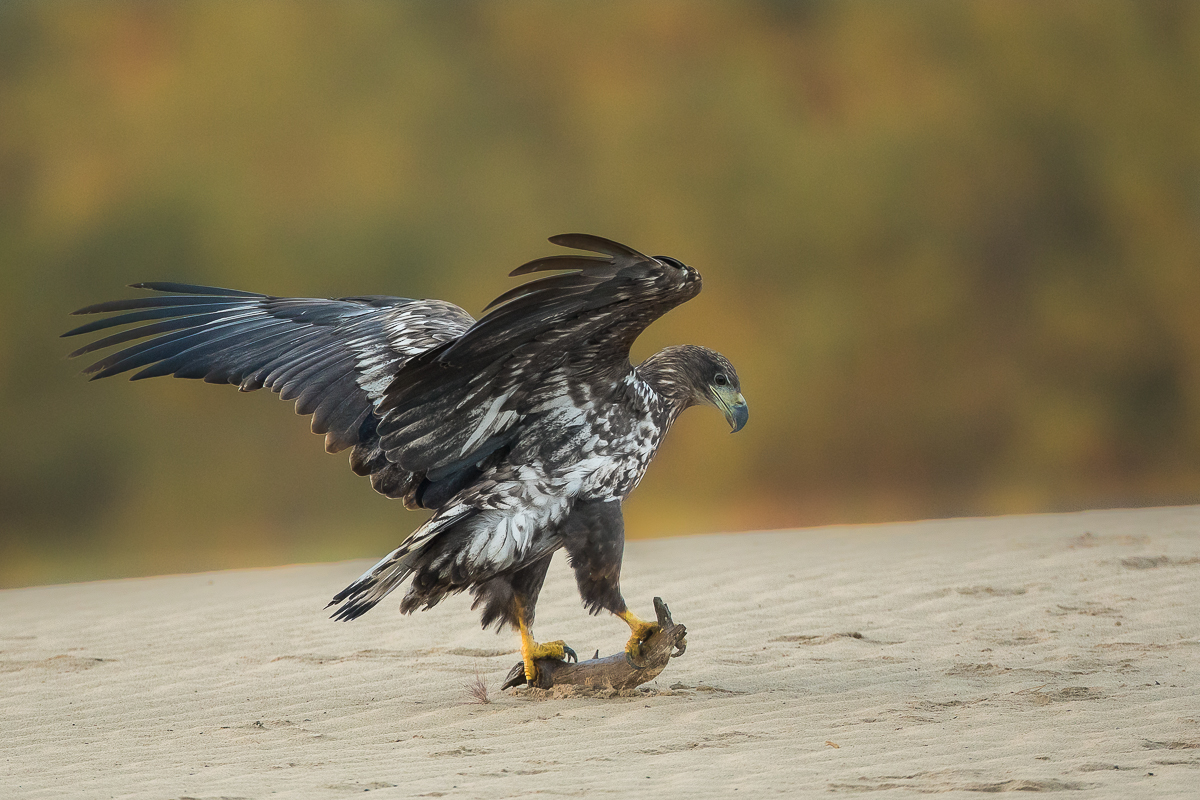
[518,620,576,683]
[619,610,661,664]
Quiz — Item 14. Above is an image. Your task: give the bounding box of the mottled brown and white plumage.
[65,234,748,682]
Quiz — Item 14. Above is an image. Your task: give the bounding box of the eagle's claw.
[624,622,662,668]
[521,638,576,684]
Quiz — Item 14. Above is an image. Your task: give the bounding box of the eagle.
[65,234,748,684]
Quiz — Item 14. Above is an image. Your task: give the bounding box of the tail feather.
[327,548,420,621]
[326,508,469,620]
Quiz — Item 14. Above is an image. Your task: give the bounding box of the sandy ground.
[3,506,1200,799]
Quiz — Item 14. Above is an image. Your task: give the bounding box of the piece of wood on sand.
[502,597,687,692]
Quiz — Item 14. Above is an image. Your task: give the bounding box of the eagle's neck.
[630,350,698,430]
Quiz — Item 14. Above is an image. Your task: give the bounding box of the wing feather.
[375,234,701,475]
[66,284,474,491]
[62,302,251,338]
[130,320,298,381]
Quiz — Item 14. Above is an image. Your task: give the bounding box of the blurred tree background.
[3,1,1200,587]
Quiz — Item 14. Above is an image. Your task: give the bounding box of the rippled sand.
[4,506,1199,798]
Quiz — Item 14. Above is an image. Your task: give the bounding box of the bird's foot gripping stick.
[502,597,687,691]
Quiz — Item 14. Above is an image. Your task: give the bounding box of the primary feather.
[65,282,474,501]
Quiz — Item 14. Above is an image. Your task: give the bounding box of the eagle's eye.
[714,373,728,387]
[655,256,687,270]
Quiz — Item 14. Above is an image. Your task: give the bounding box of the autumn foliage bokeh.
[3,2,1200,586]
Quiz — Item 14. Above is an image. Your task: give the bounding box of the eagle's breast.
[571,373,673,501]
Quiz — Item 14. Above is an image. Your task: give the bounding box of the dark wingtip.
[547,233,648,260]
[69,302,108,316]
[128,282,263,297]
[507,254,610,278]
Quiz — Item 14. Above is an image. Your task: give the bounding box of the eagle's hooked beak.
[712,386,749,433]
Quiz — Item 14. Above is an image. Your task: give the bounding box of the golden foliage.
[3,2,1200,586]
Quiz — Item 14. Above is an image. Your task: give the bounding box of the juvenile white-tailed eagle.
[65,234,748,683]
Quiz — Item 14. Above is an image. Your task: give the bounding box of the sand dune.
[3,506,1200,798]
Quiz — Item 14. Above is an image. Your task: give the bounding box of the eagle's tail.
[326,547,420,621]
[326,507,467,621]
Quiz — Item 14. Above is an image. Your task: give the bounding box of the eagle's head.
[638,344,748,432]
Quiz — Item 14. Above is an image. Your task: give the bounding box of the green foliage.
[3,2,1199,586]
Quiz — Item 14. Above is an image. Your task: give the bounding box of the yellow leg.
[618,609,662,663]
[515,599,576,683]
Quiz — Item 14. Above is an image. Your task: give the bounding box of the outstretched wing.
[64,283,474,499]
[375,234,702,477]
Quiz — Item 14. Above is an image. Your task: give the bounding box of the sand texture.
[4,506,1200,798]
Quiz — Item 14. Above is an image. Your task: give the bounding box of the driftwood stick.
[502,597,687,692]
